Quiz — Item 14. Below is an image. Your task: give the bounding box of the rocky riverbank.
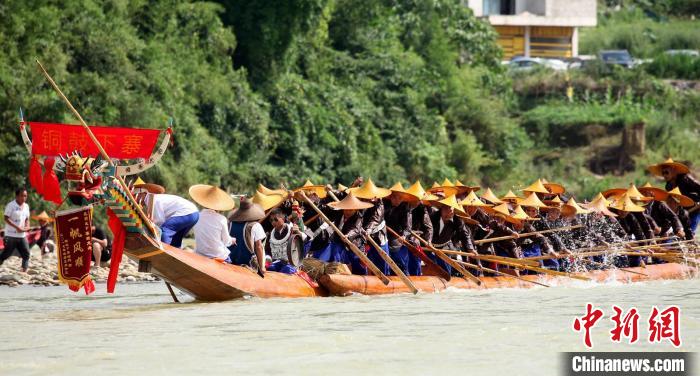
[0,251,159,287]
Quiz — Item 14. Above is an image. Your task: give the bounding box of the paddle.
[474,225,583,245]
[454,260,551,287]
[298,191,391,285]
[364,234,419,294]
[386,226,452,281]
[437,249,541,267]
[410,230,482,285]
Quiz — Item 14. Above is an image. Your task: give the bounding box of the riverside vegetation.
[0,0,698,213]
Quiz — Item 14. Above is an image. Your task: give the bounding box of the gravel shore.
[0,248,159,287]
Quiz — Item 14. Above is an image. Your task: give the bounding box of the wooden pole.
[364,234,419,294]
[386,226,451,281]
[298,191,391,285]
[474,225,583,245]
[437,249,541,267]
[165,281,180,303]
[455,260,550,287]
[410,230,482,285]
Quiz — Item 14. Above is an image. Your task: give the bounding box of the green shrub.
[645,53,700,79]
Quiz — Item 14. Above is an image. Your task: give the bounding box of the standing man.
[1,188,31,272]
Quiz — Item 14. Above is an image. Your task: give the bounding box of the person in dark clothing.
[91,225,111,268]
[316,193,371,274]
[665,188,696,240]
[429,195,476,276]
[649,158,700,233]
[32,211,55,259]
[385,183,417,276]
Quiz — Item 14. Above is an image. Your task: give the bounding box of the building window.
[484,0,516,15]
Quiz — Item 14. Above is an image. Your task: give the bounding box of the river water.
[1,278,698,376]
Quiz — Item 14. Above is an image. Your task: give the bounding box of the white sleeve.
[251,223,266,242]
[4,203,12,217]
[221,217,233,247]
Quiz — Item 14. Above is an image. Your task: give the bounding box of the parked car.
[599,50,635,68]
[508,57,568,72]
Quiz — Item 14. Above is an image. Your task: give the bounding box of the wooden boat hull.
[123,233,327,301]
[319,263,697,296]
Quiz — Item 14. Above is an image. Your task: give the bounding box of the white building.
[466,0,597,59]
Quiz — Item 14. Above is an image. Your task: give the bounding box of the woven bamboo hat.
[328,193,374,210]
[229,199,266,222]
[389,182,421,202]
[133,177,165,194]
[454,180,480,194]
[522,179,549,195]
[601,188,627,199]
[460,191,491,207]
[625,184,653,203]
[252,191,285,211]
[562,197,591,216]
[480,188,503,204]
[667,187,694,207]
[489,203,512,217]
[518,192,549,208]
[543,195,563,209]
[31,211,53,223]
[433,194,467,216]
[349,178,392,199]
[294,180,327,199]
[609,193,646,213]
[505,205,538,224]
[648,158,690,176]
[541,178,566,195]
[501,190,522,203]
[582,195,617,217]
[189,184,235,211]
[638,182,668,202]
[426,179,459,197]
[257,183,289,199]
[337,183,349,193]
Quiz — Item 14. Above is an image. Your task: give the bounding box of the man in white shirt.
[136,182,199,248]
[1,188,31,272]
[188,184,236,261]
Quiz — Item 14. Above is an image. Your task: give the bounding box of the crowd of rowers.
[131,157,699,278]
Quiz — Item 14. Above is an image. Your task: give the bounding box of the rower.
[488,203,521,261]
[459,191,494,274]
[639,184,685,240]
[519,193,560,270]
[317,193,372,274]
[349,178,392,276]
[609,193,648,267]
[189,185,236,262]
[385,182,417,276]
[228,200,267,273]
[428,195,477,276]
[408,181,435,276]
[665,188,696,240]
[293,180,335,259]
[648,158,700,233]
[265,208,306,274]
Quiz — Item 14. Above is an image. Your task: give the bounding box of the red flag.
[28,156,43,195]
[106,208,125,293]
[41,157,62,204]
[54,206,94,294]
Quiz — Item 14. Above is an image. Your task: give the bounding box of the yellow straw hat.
[601,188,626,199]
[625,184,653,203]
[522,179,549,194]
[31,211,53,223]
[406,181,427,199]
[257,183,289,198]
[609,194,646,213]
[389,182,421,202]
[294,180,327,199]
[189,184,235,211]
[648,158,690,176]
[489,203,512,217]
[454,180,480,194]
[480,188,503,204]
[252,191,285,211]
[667,187,695,207]
[541,178,566,195]
[427,179,459,197]
[328,193,374,210]
[638,182,668,202]
[349,178,392,199]
[501,190,521,202]
[337,183,349,193]
[133,177,165,194]
[505,205,538,224]
[434,194,467,216]
[518,192,549,208]
[582,195,617,217]
[229,200,266,222]
[562,197,592,216]
[543,195,563,208]
[460,191,491,207]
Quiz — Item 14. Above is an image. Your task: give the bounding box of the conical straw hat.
[609,194,645,213]
[489,203,512,217]
[337,183,349,193]
[229,200,266,222]
[427,179,459,197]
[406,181,427,199]
[189,184,235,211]
[522,179,549,194]
[389,182,420,202]
[625,184,652,202]
[349,178,392,199]
[648,158,690,176]
[257,183,288,198]
[582,195,617,217]
[667,187,695,207]
[328,193,374,210]
[480,188,503,204]
[133,177,146,186]
[455,180,480,193]
[543,195,563,208]
[638,182,668,202]
[591,192,610,205]
[505,205,538,224]
[433,195,466,216]
[252,191,285,211]
[541,178,565,194]
[518,192,549,208]
[562,197,592,216]
[602,188,626,199]
[134,177,165,194]
[31,211,53,223]
[501,190,521,202]
[460,191,491,207]
[294,180,327,199]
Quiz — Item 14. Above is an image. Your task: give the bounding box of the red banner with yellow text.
[54,206,95,294]
[29,122,161,159]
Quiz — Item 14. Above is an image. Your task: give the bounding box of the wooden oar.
[577,258,648,276]
[474,225,583,245]
[437,249,541,267]
[410,230,482,285]
[298,191,391,285]
[364,234,419,294]
[386,226,451,281]
[480,257,590,281]
[454,260,550,287]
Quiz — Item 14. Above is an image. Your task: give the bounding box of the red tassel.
[83,279,95,295]
[28,156,43,195]
[41,157,62,204]
[106,208,125,293]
